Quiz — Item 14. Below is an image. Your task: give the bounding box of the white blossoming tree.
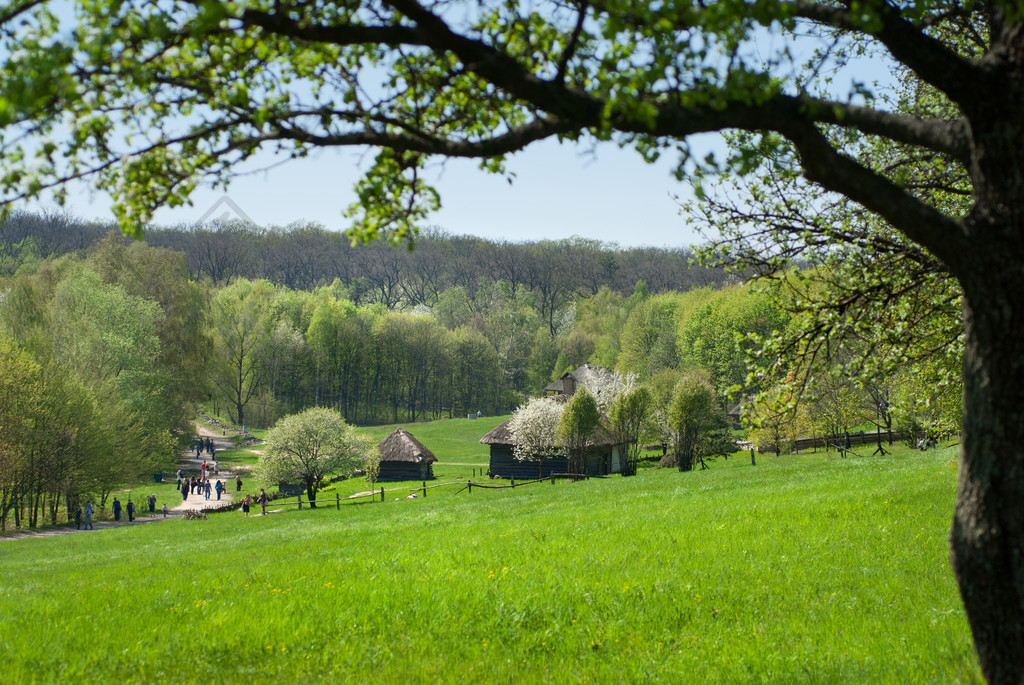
[577,368,636,414]
[258,406,371,507]
[508,397,565,477]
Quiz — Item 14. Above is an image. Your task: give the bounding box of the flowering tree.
[578,368,636,414]
[258,406,370,506]
[508,397,564,476]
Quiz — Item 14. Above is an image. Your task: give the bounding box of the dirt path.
[1,421,247,542]
[173,422,238,514]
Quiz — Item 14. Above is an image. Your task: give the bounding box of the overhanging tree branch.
[793,0,981,104]
[777,119,970,273]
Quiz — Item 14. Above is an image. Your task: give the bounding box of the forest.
[0,211,961,529]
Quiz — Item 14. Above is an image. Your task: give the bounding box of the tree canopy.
[259,406,369,505]
[3,0,1024,680]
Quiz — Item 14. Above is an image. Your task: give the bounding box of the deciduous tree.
[508,397,565,476]
[259,406,369,506]
[608,385,655,477]
[668,373,720,472]
[556,386,601,475]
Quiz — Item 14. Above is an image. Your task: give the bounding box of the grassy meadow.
[0,442,980,683]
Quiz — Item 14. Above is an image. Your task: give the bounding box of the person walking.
[112,497,122,522]
[148,494,156,515]
[176,469,182,488]
[242,494,252,517]
[74,505,82,530]
[126,499,135,522]
[84,502,94,529]
[162,503,168,517]
[214,480,223,500]
[204,479,212,500]
[236,474,242,492]
[181,479,189,501]
[257,488,269,516]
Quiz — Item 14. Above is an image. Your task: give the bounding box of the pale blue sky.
[56,135,711,248]
[33,7,895,249]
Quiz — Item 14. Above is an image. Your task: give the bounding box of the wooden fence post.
[298,493,302,510]
[511,476,515,488]
[422,481,426,498]
[551,475,555,485]
[380,486,384,502]
[336,493,340,510]
[468,480,472,494]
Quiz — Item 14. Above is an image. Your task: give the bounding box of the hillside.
[0,445,978,682]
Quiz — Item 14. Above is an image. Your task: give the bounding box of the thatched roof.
[480,419,514,445]
[480,417,620,447]
[377,429,438,464]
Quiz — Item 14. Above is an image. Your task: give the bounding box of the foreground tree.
[556,386,601,476]
[607,385,655,477]
[667,373,720,472]
[4,1,1024,679]
[259,406,369,506]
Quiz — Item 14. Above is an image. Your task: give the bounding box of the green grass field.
[0,443,980,683]
[355,414,510,465]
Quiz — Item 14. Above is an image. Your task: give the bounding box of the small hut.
[377,429,438,481]
[480,418,623,479]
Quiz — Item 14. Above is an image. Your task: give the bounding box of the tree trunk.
[306,483,317,508]
[951,264,1024,683]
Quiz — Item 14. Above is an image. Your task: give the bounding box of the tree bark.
[947,47,1024,679]
[951,258,1024,683]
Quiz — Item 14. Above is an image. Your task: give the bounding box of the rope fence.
[254,473,599,511]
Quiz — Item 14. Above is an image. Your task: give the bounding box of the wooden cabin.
[480,418,624,479]
[377,429,438,481]
[544,363,606,396]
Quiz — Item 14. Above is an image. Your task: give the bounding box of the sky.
[50,135,714,249]
[26,5,896,250]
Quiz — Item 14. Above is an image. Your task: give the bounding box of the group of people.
[177,471,226,501]
[240,488,269,517]
[74,494,168,529]
[75,502,94,529]
[193,436,216,460]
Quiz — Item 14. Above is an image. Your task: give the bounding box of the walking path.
[1,421,248,541]
[174,421,238,514]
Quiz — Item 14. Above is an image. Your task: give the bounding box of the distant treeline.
[0,210,760,431]
[0,210,732,313]
[1,209,805,415]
